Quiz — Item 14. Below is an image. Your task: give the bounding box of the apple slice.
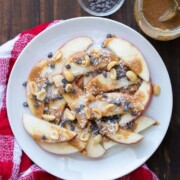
[23,114,76,143]
[26,59,48,118]
[89,92,144,118]
[63,52,117,77]
[106,129,143,144]
[48,37,93,81]
[37,141,79,154]
[132,116,157,133]
[134,81,152,108]
[83,136,105,158]
[102,137,118,150]
[104,37,149,82]
[87,73,135,95]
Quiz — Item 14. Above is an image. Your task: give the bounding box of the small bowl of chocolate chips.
[78,0,125,16]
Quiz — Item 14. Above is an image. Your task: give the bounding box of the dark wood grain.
[0,0,179,179]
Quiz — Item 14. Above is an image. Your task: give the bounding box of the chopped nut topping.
[29,81,38,95]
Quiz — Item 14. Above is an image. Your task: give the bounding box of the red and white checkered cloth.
[0,20,159,180]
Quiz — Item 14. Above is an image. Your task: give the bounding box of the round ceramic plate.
[7,17,172,180]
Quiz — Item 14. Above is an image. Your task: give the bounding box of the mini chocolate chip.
[110,100,116,104]
[128,103,134,109]
[123,100,130,107]
[41,135,47,140]
[93,59,99,65]
[45,79,52,85]
[44,106,49,111]
[107,34,113,38]
[80,104,85,109]
[44,97,49,103]
[84,72,90,77]
[49,64,55,69]
[65,64,71,69]
[41,84,47,90]
[68,121,75,131]
[60,120,66,127]
[34,101,40,107]
[75,107,81,113]
[101,42,106,48]
[51,94,62,101]
[102,71,107,78]
[114,99,121,105]
[102,94,108,98]
[123,106,128,112]
[126,122,133,129]
[75,59,82,64]
[23,102,28,107]
[62,78,68,84]
[70,87,76,93]
[33,95,37,101]
[48,52,53,58]
[131,111,138,116]
[22,81,27,87]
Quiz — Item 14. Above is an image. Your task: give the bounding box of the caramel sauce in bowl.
[134,0,180,41]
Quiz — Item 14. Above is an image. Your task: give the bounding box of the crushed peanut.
[64,109,75,121]
[110,68,117,80]
[92,108,102,119]
[65,84,73,93]
[63,70,74,82]
[29,81,38,95]
[153,84,161,96]
[126,71,137,82]
[42,114,56,121]
[106,104,116,112]
[80,132,90,141]
[36,89,47,101]
[107,61,119,71]
[84,107,91,119]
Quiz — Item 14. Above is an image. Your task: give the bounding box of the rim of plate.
[6,17,173,179]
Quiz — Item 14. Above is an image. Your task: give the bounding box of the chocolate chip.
[41,84,47,90]
[131,111,138,116]
[70,87,76,93]
[114,99,121,105]
[102,71,107,78]
[101,42,106,48]
[49,64,55,69]
[75,107,81,113]
[22,81,27,87]
[41,135,47,140]
[60,120,66,127]
[33,95,37,101]
[107,34,113,38]
[68,121,75,131]
[45,79,52,85]
[61,78,68,84]
[75,59,82,64]
[85,72,90,77]
[34,101,40,107]
[102,94,108,98]
[51,94,63,101]
[23,102,28,107]
[44,97,49,103]
[80,104,85,109]
[123,106,128,112]
[48,52,53,58]
[65,64,71,69]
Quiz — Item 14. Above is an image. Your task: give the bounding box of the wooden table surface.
[0,0,179,179]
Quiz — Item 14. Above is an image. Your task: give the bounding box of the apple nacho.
[22,35,159,158]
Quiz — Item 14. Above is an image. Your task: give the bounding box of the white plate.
[7,17,173,180]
